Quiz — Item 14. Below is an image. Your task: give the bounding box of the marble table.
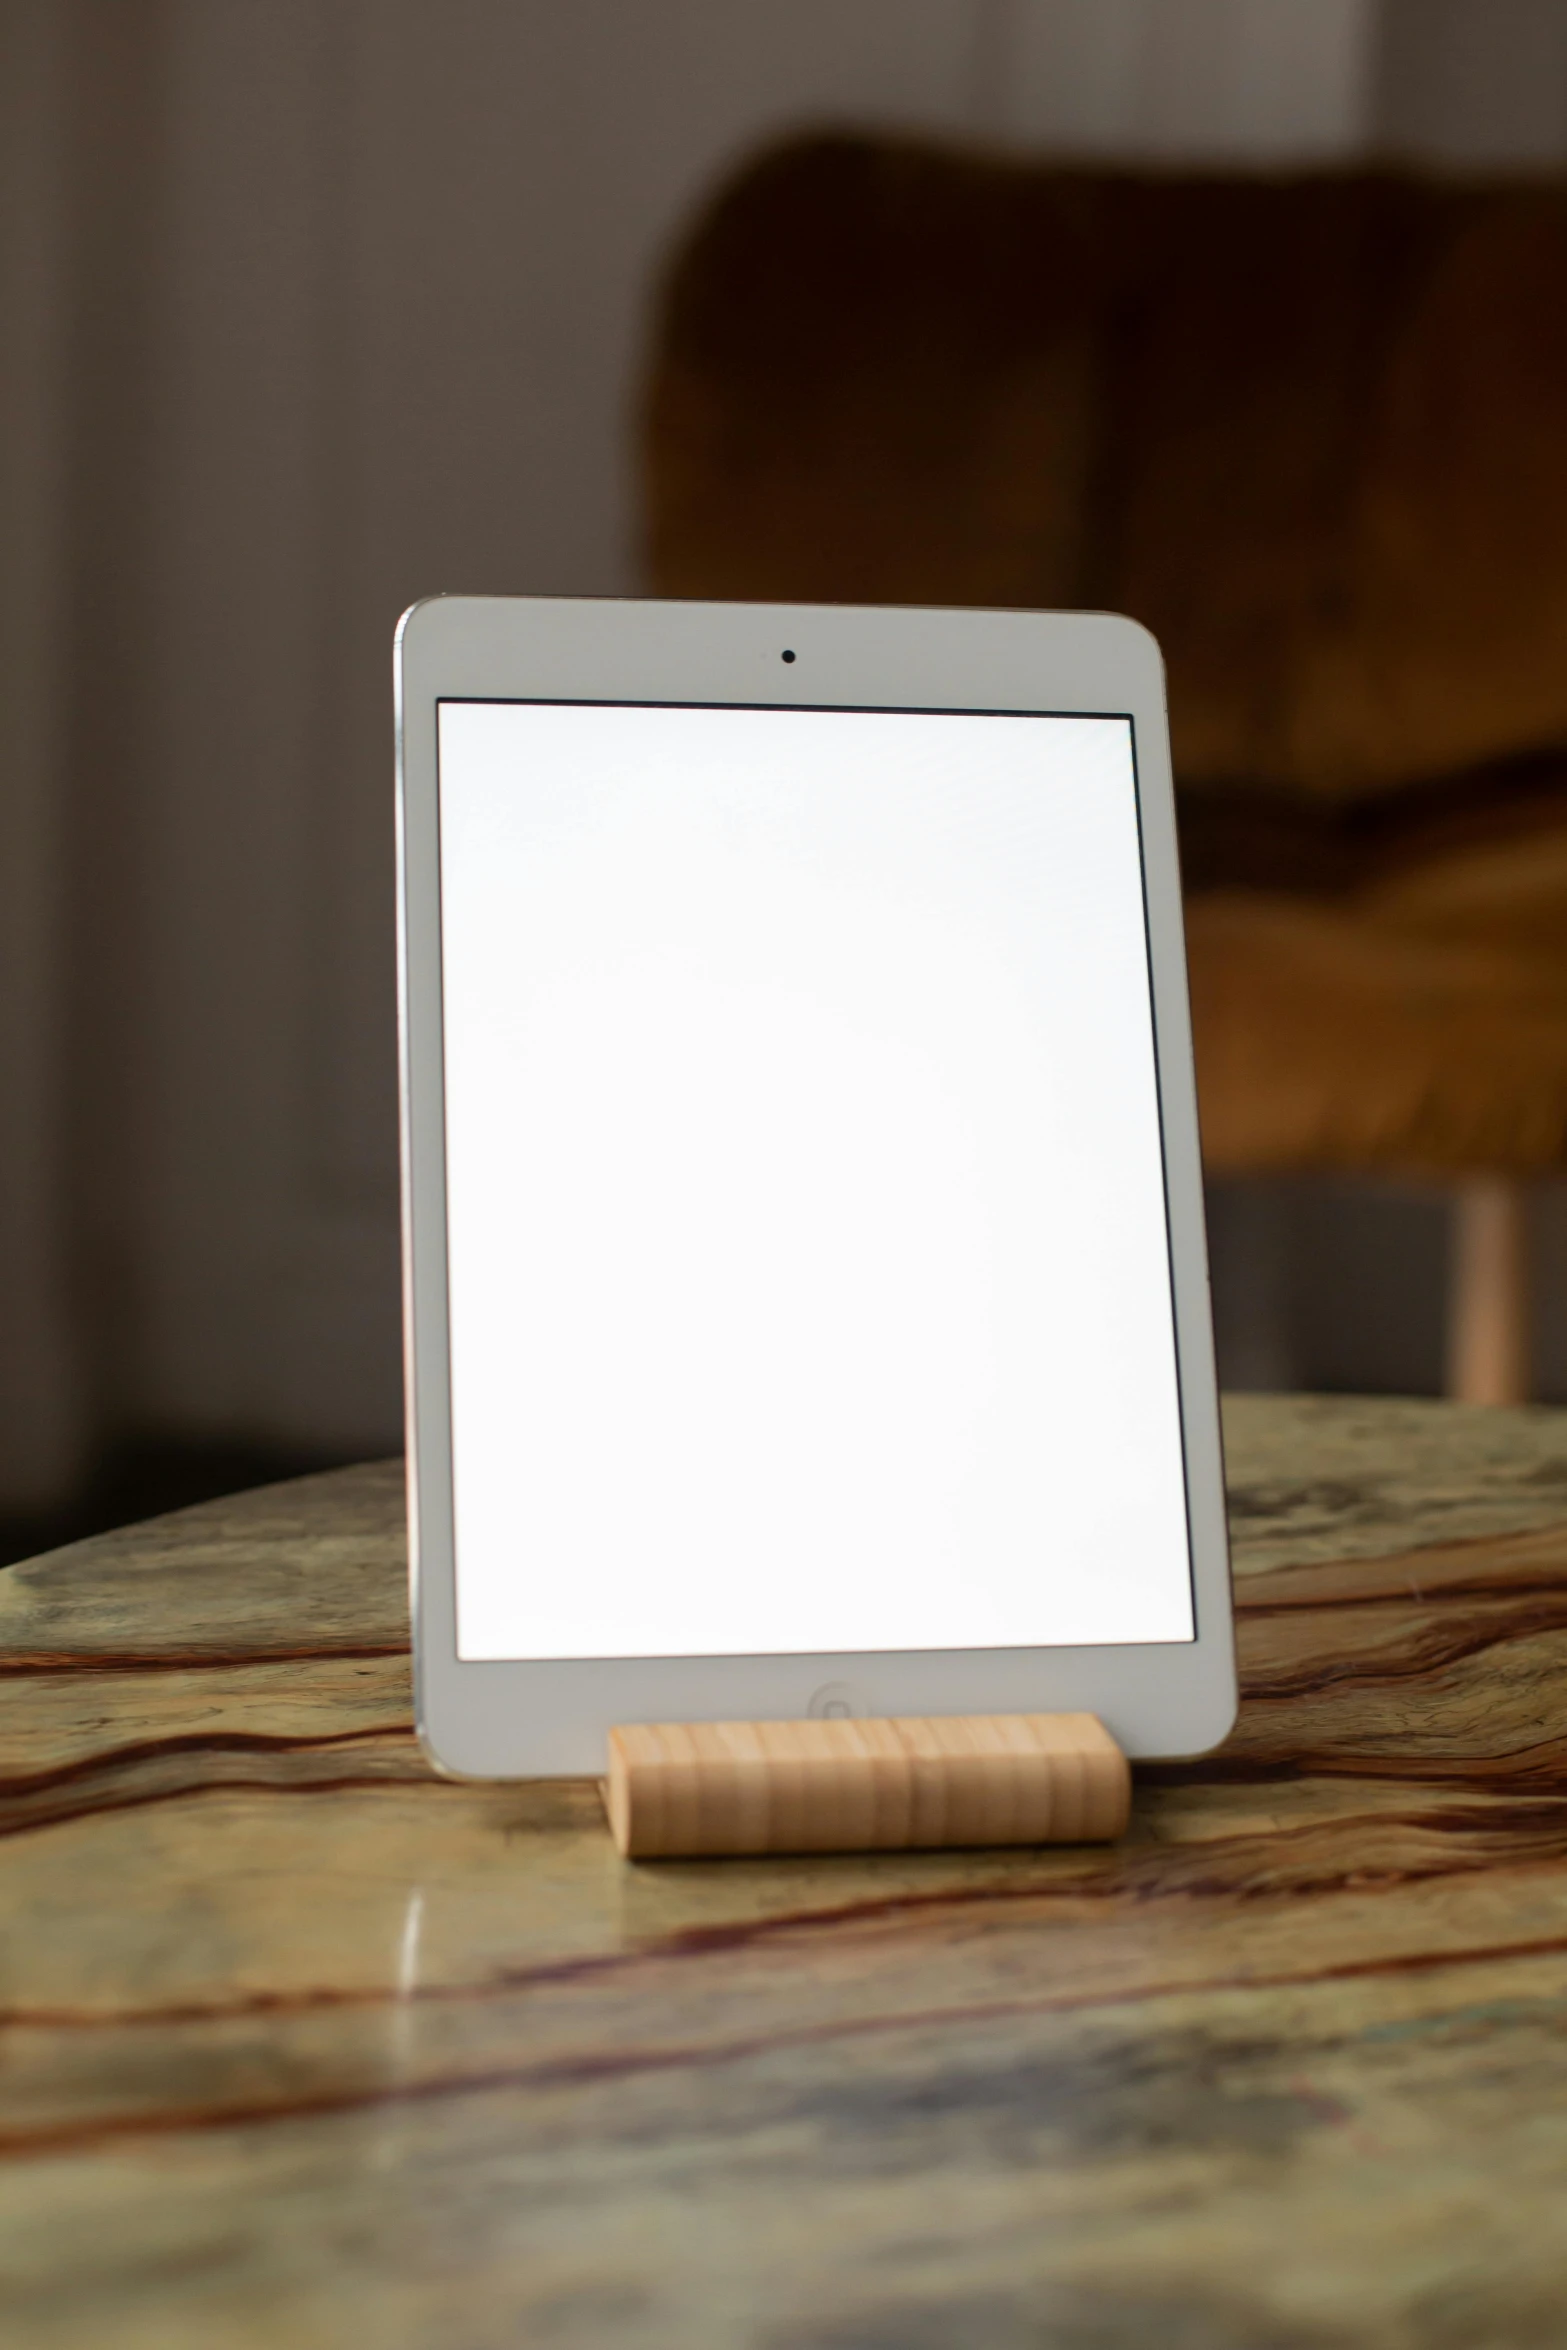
[4,1395,1567,2348]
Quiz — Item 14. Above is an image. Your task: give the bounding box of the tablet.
[396,596,1235,1776]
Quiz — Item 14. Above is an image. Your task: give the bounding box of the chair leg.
[1446,1179,1531,1405]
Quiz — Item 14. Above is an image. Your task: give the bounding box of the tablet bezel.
[397,595,1235,1775]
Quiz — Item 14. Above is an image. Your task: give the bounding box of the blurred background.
[5,0,1567,1561]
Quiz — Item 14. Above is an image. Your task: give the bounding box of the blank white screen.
[438,701,1194,1660]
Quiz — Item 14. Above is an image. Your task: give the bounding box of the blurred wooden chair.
[639,134,1567,1401]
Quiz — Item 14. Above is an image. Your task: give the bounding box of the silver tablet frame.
[397,596,1235,1775]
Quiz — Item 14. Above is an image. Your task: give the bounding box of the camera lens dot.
[781,649,796,663]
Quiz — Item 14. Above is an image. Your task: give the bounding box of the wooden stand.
[603,1712,1130,1860]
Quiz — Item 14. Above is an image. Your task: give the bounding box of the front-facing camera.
[781,649,796,663]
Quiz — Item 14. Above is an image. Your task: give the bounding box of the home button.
[807,1681,866,1721]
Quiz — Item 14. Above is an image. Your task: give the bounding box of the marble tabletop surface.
[4,1394,1567,2349]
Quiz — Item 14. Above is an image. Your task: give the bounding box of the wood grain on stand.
[604,1713,1131,1857]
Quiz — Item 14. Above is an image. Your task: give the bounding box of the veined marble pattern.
[2,1397,1566,2348]
[1221,1392,1567,1573]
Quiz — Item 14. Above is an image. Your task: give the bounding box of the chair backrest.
[641,134,1567,809]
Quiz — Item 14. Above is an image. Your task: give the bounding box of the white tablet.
[396,596,1235,1777]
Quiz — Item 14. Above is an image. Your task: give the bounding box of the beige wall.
[2,0,1564,1508]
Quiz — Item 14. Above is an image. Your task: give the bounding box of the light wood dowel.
[1447,1180,1531,1406]
[604,1713,1130,1859]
